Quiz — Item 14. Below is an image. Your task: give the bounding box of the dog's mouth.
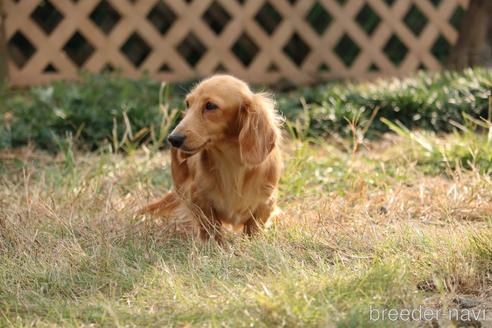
[180,140,210,155]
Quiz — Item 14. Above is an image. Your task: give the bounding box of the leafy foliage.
[0,69,491,151]
[0,73,183,152]
[281,68,492,139]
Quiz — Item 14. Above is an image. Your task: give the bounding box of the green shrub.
[0,73,183,152]
[280,68,492,139]
[0,69,491,151]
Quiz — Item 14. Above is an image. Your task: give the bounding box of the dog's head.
[168,75,281,165]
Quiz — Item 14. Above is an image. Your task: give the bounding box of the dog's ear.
[171,148,190,186]
[239,93,278,166]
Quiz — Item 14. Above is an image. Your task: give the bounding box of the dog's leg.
[198,215,223,244]
[243,198,277,236]
[199,208,223,244]
[137,191,181,216]
[192,201,223,243]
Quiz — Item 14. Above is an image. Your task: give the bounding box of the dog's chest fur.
[196,148,273,225]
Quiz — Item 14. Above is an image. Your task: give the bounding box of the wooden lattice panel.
[3,0,469,86]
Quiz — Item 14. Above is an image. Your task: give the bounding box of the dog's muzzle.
[168,133,186,148]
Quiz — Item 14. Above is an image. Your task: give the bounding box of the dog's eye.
[204,102,218,111]
[185,100,189,108]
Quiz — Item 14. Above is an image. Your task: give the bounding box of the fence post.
[0,0,8,87]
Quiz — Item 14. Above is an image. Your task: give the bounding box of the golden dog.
[140,75,282,242]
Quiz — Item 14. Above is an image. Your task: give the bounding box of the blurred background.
[2,0,490,87]
[0,0,491,153]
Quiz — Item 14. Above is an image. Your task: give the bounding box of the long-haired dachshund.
[140,75,283,242]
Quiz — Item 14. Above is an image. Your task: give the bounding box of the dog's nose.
[168,133,186,148]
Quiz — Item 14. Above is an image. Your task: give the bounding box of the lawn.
[1,132,491,327]
[1,70,492,327]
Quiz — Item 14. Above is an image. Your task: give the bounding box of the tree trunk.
[447,0,492,69]
[0,0,8,86]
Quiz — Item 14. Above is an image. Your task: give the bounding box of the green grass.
[1,132,491,327]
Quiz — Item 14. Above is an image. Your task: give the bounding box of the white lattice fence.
[3,0,468,86]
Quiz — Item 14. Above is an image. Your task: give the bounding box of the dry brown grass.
[0,134,491,327]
